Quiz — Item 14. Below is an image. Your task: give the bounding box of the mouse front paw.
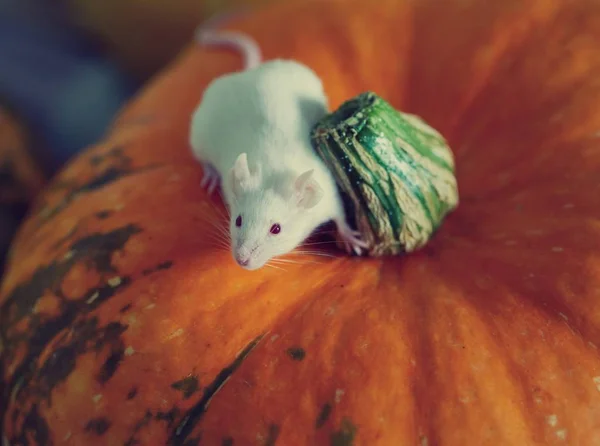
[200,163,220,195]
[335,219,369,256]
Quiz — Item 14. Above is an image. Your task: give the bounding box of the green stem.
[311,92,459,256]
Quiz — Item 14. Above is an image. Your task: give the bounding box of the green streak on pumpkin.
[286,347,306,361]
[84,417,111,435]
[311,92,459,256]
[316,403,332,429]
[265,424,281,446]
[330,417,358,446]
[171,375,200,400]
[168,334,264,445]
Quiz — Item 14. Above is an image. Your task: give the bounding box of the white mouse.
[190,20,367,270]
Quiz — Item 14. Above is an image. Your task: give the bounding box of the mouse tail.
[194,9,262,71]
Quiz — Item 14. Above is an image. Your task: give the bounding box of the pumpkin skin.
[0,106,45,272]
[0,106,45,205]
[2,0,600,444]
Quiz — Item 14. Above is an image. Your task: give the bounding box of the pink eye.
[235,215,242,227]
[270,223,281,235]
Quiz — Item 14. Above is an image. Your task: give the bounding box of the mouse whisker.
[265,263,286,272]
[204,232,231,249]
[196,213,229,237]
[300,241,339,246]
[210,236,230,246]
[205,227,230,241]
[211,229,231,242]
[270,258,309,265]
[203,210,228,225]
[204,229,225,240]
[291,250,337,258]
[205,220,230,239]
[212,203,230,221]
[207,240,230,251]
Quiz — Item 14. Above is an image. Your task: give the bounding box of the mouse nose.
[236,255,250,267]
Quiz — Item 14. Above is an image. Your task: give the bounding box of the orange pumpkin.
[2,0,600,444]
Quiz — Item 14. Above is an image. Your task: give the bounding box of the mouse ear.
[230,152,259,198]
[232,153,251,182]
[229,153,249,198]
[294,169,324,209]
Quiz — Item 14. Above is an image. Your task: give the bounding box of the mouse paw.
[335,220,369,256]
[200,163,220,195]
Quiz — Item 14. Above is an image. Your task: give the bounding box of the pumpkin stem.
[311,92,459,256]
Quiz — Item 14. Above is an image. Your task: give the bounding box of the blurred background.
[0,0,279,274]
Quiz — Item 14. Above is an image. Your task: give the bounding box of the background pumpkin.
[65,0,288,81]
[2,0,600,444]
[0,104,46,273]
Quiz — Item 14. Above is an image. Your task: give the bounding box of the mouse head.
[227,153,323,270]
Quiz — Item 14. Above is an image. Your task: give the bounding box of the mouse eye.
[269,223,281,235]
[235,215,242,227]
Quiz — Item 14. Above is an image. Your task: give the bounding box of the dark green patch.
[89,146,129,167]
[95,210,113,219]
[36,168,132,225]
[0,225,140,442]
[85,417,111,435]
[142,260,174,276]
[265,424,280,446]
[36,145,157,226]
[156,407,180,428]
[93,321,129,351]
[33,319,128,402]
[8,404,51,445]
[286,347,306,361]
[81,167,129,191]
[316,403,332,429]
[330,418,357,446]
[171,375,200,399]
[124,410,153,446]
[97,347,125,383]
[123,408,184,446]
[127,387,138,400]
[222,438,234,446]
[168,335,264,445]
[1,224,139,329]
[35,343,78,396]
[71,227,141,273]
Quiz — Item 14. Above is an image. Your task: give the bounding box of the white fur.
[190,59,348,270]
[191,21,367,269]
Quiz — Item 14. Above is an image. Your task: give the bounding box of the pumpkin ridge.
[403,274,445,446]
[405,261,541,444]
[470,244,599,341]
[449,1,600,167]
[408,0,565,142]
[168,334,264,445]
[430,247,600,441]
